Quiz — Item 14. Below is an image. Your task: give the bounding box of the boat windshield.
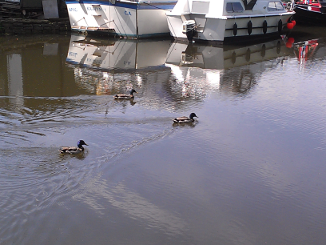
[267,1,284,10]
[226,2,244,12]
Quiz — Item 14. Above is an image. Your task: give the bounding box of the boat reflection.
[66,34,172,95]
[165,40,292,95]
[284,25,326,63]
[293,39,319,64]
[66,35,295,110]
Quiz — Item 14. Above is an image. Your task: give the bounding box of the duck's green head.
[130,89,137,95]
[77,140,88,148]
[189,113,198,119]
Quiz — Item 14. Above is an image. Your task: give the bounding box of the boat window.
[267,1,284,11]
[226,2,244,13]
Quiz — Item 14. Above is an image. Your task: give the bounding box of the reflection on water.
[165,39,291,96]
[294,39,319,65]
[73,179,187,235]
[166,40,288,69]
[1,30,326,244]
[65,34,172,97]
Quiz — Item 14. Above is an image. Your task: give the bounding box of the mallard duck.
[173,113,198,123]
[114,89,137,99]
[60,140,88,154]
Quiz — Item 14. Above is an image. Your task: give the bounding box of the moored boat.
[293,0,326,24]
[166,0,295,44]
[65,0,177,38]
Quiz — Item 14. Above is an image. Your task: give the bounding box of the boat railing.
[119,0,175,3]
[119,0,139,3]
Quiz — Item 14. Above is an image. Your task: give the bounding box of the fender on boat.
[233,23,237,36]
[278,19,283,34]
[263,20,267,34]
[248,20,252,35]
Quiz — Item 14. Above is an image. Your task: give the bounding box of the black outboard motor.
[186,29,197,42]
[182,20,197,42]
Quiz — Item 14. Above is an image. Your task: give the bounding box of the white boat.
[166,0,295,43]
[65,0,177,38]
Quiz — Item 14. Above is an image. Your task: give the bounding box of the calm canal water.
[1,26,326,245]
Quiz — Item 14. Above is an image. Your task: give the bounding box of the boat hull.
[66,0,176,38]
[166,13,294,44]
[293,4,326,25]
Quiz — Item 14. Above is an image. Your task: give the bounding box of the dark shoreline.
[0,17,70,35]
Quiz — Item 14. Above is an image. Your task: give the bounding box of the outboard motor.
[182,20,197,42]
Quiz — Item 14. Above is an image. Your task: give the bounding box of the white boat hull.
[166,0,295,43]
[66,0,176,38]
[167,13,294,43]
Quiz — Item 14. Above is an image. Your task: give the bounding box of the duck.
[114,89,137,99]
[173,113,198,123]
[60,140,88,154]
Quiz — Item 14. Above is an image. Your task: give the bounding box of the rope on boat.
[99,20,114,27]
[142,2,167,10]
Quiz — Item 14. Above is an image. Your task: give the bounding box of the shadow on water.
[287,25,326,41]
[59,150,89,160]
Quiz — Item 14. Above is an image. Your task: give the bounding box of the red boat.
[293,0,326,24]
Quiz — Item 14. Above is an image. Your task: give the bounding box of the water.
[1,26,326,244]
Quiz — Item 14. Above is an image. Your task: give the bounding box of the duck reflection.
[165,40,292,96]
[172,120,198,128]
[59,150,89,160]
[113,97,137,108]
